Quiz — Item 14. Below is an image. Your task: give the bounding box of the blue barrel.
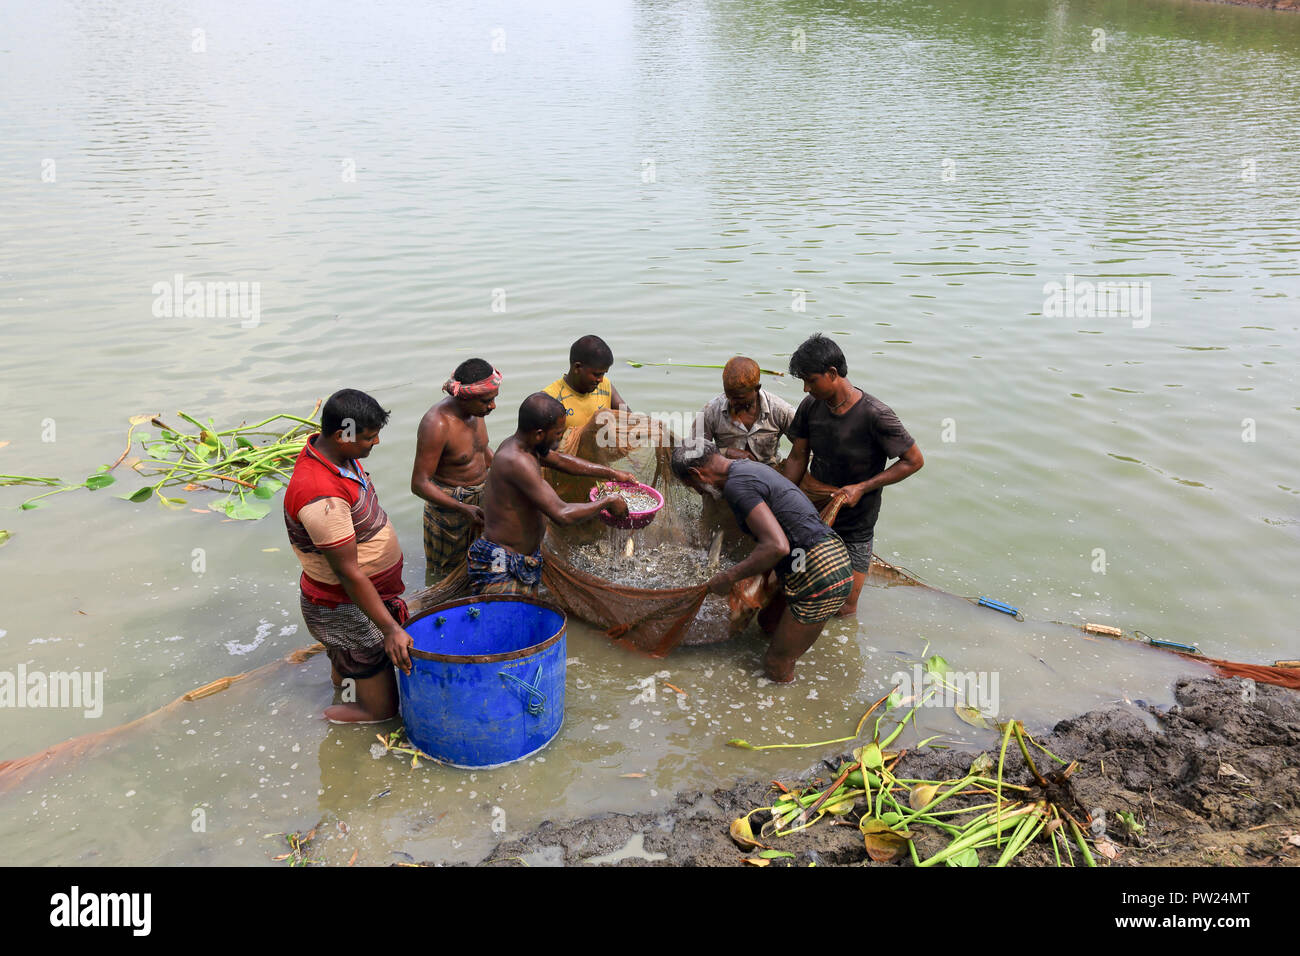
[397,595,566,769]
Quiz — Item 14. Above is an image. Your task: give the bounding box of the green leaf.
[252,478,284,499]
[94,463,110,473]
[860,742,883,770]
[955,705,991,729]
[19,501,42,510]
[725,739,754,750]
[925,654,951,677]
[83,473,116,490]
[969,753,995,776]
[757,849,794,860]
[161,429,179,441]
[223,498,272,520]
[122,486,154,502]
[160,496,187,510]
[945,847,980,867]
[235,436,255,449]
[0,530,11,546]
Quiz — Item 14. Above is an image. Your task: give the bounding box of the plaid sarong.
[783,533,853,624]
[422,481,485,585]
[467,536,543,596]
[298,592,409,680]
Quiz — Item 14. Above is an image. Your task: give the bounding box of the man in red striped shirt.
[284,389,413,723]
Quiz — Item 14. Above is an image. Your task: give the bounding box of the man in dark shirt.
[782,334,924,616]
[672,439,853,683]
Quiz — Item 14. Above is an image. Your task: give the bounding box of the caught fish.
[705,530,724,571]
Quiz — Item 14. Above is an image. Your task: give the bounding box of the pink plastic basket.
[589,481,665,531]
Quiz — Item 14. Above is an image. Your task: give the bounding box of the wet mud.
[464,677,1300,867]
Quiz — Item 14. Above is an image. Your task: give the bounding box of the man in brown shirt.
[782,334,924,616]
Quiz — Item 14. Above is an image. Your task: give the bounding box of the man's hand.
[603,495,630,519]
[723,448,755,461]
[611,469,638,485]
[707,572,732,597]
[462,503,485,529]
[385,626,414,675]
[835,483,868,508]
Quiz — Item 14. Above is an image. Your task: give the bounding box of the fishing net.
[537,420,920,657]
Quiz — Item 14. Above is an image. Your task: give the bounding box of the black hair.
[670,438,720,482]
[788,333,847,379]
[570,334,614,369]
[453,358,495,384]
[518,392,566,433]
[321,388,391,437]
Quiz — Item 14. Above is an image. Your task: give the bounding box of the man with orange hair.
[692,356,796,468]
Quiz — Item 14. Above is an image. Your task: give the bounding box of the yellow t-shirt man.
[542,376,615,501]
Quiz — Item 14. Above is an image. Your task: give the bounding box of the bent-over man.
[673,438,853,683]
[470,393,635,596]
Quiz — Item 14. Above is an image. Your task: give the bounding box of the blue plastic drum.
[397,595,566,769]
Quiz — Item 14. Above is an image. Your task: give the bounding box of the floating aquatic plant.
[2,402,321,520]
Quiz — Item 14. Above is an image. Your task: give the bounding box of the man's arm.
[781,436,811,486]
[511,457,629,526]
[835,443,925,507]
[610,383,630,412]
[319,541,413,674]
[706,501,789,594]
[410,413,484,526]
[540,449,636,485]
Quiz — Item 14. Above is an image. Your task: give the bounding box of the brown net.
[536,428,922,657]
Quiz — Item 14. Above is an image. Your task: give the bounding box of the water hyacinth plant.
[728,691,1097,867]
[2,402,321,520]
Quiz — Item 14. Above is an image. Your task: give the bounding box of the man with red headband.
[412,358,502,585]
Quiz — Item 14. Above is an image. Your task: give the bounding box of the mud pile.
[470,676,1300,867]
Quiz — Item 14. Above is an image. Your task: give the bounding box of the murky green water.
[1,0,1296,864]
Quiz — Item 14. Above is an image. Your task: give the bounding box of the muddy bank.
[468,676,1300,867]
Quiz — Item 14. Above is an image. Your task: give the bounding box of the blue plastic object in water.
[398,595,567,769]
[977,596,1021,618]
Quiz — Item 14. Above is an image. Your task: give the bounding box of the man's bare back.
[481,413,635,556]
[482,435,552,555]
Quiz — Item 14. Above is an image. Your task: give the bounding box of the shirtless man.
[468,393,636,596]
[412,359,500,585]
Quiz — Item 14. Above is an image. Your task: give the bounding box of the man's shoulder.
[858,391,901,420]
[702,393,728,416]
[765,390,797,416]
[285,456,350,515]
[724,460,765,489]
[496,441,540,475]
[542,378,566,399]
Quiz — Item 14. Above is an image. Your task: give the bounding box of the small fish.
[370,788,391,802]
[705,530,724,571]
[624,537,635,559]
